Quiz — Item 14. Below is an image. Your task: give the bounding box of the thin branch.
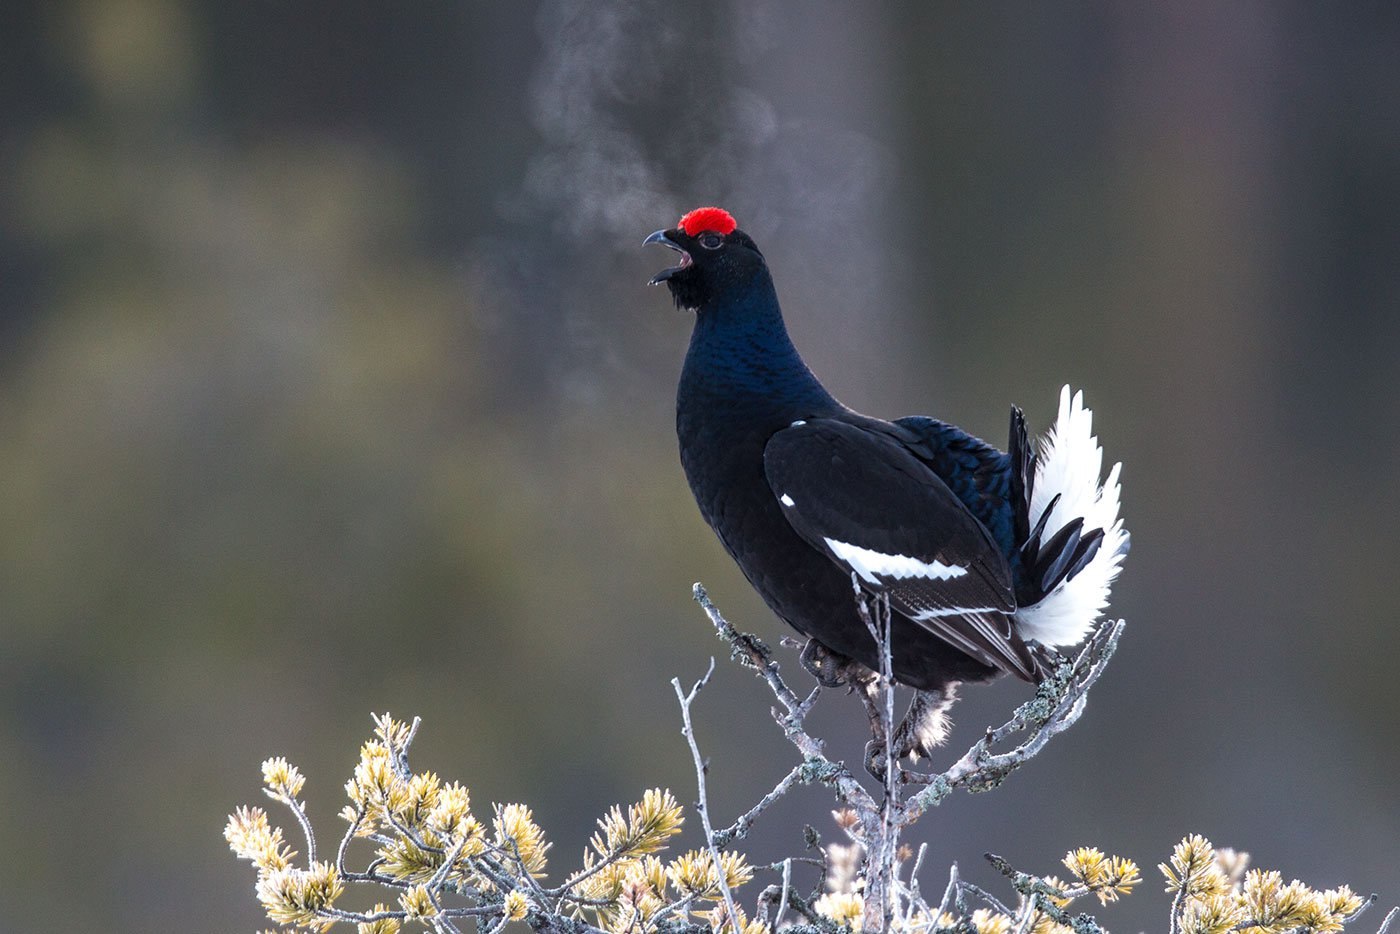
[901,619,1125,824]
[856,586,900,933]
[693,584,803,713]
[713,763,807,848]
[1168,876,1188,934]
[936,862,960,921]
[900,843,931,932]
[486,836,550,903]
[550,836,657,901]
[429,912,463,934]
[693,583,877,819]
[381,806,446,856]
[425,837,468,894]
[672,658,743,934]
[957,880,1017,919]
[335,804,365,876]
[265,787,319,866]
[986,853,1110,934]
[646,891,704,929]
[479,911,513,934]
[777,857,793,929]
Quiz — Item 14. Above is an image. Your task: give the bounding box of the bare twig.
[899,842,931,932]
[690,585,1133,934]
[856,586,899,933]
[672,658,743,934]
[277,793,318,866]
[713,763,806,848]
[335,804,365,877]
[935,862,961,921]
[693,583,877,818]
[901,619,1125,824]
[777,857,793,929]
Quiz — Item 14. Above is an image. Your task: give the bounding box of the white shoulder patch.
[822,538,967,586]
[779,494,795,507]
[1014,385,1128,647]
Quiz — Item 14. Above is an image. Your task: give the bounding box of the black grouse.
[646,206,1128,757]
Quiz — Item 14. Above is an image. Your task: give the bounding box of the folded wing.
[763,418,1039,680]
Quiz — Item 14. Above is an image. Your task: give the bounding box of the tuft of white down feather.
[1014,385,1128,647]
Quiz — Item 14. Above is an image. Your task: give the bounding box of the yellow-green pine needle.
[398,884,437,921]
[225,806,296,872]
[372,713,413,753]
[494,803,550,876]
[261,757,306,800]
[1161,835,1229,897]
[971,908,1014,934]
[812,892,864,928]
[1064,847,1108,888]
[1180,894,1243,934]
[665,849,753,901]
[504,890,531,922]
[255,862,344,927]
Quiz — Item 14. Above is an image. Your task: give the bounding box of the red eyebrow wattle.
[678,207,737,237]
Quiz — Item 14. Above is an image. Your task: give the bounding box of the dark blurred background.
[2,1,1398,929]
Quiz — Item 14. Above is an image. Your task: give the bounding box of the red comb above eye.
[678,207,737,237]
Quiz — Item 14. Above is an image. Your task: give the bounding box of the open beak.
[643,229,692,285]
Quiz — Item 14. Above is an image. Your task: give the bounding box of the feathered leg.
[895,685,958,760]
[862,686,957,776]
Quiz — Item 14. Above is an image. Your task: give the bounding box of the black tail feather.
[1062,527,1105,583]
[1008,406,1034,547]
[1018,493,1059,564]
[1035,518,1084,592]
[1018,497,1108,605]
[1010,403,1112,609]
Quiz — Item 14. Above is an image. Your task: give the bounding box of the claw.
[799,639,872,689]
[864,740,889,779]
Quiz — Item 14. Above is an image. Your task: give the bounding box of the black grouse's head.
[644,207,765,311]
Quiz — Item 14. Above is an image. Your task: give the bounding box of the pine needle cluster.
[1159,834,1369,934]
[226,713,754,934]
[228,715,1392,934]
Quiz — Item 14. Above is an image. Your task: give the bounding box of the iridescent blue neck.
[678,275,840,417]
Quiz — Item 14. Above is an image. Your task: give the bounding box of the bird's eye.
[698,233,723,250]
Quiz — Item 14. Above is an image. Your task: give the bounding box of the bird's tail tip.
[1013,386,1128,648]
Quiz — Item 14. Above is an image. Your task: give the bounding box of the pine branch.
[225,584,1395,934]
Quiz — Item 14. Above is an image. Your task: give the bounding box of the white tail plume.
[1014,386,1128,646]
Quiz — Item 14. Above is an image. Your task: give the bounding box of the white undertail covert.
[1014,386,1128,647]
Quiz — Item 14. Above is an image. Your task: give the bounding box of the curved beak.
[644,229,691,285]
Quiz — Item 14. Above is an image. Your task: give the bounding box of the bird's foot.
[896,686,957,761]
[798,639,872,689]
[862,687,958,778]
[864,739,890,779]
[1031,644,1068,680]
